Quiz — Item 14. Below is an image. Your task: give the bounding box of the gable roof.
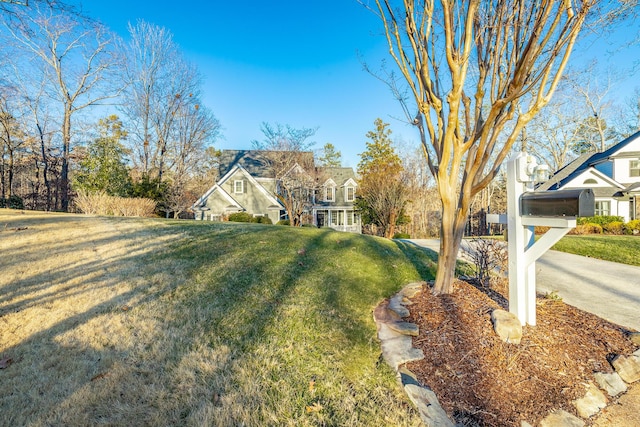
[219,150,316,179]
[192,163,281,210]
[538,130,640,191]
[318,167,358,187]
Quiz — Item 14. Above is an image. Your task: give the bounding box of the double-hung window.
[325,186,335,202]
[234,180,244,194]
[345,186,355,202]
[595,200,610,216]
[630,160,640,177]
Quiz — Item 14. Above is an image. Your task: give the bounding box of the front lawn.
[551,234,640,266]
[0,210,437,426]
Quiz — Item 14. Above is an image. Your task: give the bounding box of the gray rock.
[594,371,627,397]
[611,353,640,383]
[491,309,523,344]
[399,282,425,300]
[388,294,410,317]
[373,302,401,323]
[377,322,405,341]
[387,321,419,336]
[539,410,585,427]
[378,323,424,370]
[573,383,607,418]
[404,383,454,427]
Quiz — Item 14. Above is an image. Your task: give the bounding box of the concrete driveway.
[408,239,640,331]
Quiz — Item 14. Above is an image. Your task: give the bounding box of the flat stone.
[629,332,640,346]
[373,301,401,323]
[594,371,627,397]
[491,309,523,344]
[379,333,424,370]
[386,321,419,336]
[539,410,585,427]
[377,322,405,341]
[611,353,640,383]
[404,383,454,427]
[388,294,410,317]
[573,383,607,418]
[399,282,425,299]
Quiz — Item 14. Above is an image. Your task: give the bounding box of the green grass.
[551,234,640,267]
[0,210,439,426]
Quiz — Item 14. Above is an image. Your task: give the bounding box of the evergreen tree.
[73,115,132,196]
[318,142,342,167]
[357,119,409,238]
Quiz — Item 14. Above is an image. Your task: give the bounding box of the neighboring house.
[537,130,640,222]
[192,150,362,233]
[313,167,361,233]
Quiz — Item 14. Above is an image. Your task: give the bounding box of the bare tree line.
[0,2,221,215]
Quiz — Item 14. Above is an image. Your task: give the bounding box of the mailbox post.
[502,152,594,326]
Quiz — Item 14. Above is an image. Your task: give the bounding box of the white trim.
[325,186,335,202]
[344,186,355,202]
[342,178,357,187]
[561,167,625,190]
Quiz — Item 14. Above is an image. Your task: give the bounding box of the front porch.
[313,207,361,233]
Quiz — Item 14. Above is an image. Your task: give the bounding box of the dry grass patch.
[0,209,435,426]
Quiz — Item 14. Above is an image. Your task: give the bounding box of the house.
[192,150,362,233]
[537,130,640,222]
[313,167,360,233]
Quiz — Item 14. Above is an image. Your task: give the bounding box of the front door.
[317,211,325,227]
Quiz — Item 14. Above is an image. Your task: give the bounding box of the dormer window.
[345,186,355,202]
[630,160,640,177]
[324,186,335,202]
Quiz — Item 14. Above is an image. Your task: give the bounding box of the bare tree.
[365,0,598,294]
[1,4,122,210]
[252,122,318,226]
[121,20,205,186]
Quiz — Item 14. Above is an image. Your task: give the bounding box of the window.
[234,180,244,194]
[595,200,610,216]
[345,186,355,202]
[583,178,597,184]
[630,160,640,177]
[325,186,335,202]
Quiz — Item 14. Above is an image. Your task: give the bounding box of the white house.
[537,130,640,222]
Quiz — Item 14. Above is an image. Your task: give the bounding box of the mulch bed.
[405,279,636,426]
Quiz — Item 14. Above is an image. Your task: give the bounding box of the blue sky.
[82,1,639,168]
[83,1,408,167]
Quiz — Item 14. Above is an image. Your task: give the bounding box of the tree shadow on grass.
[0,217,428,425]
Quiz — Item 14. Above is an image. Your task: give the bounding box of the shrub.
[276,219,290,226]
[0,195,24,209]
[74,191,156,217]
[624,219,640,235]
[301,223,316,228]
[392,232,411,239]
[577,215,624,227]
[534,226,550,235]
[603,221,625,235]
[253,215,273,224]
[227,212,254,223]
[571,223,603,235]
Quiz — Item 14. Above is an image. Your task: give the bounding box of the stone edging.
[373,282,640,427]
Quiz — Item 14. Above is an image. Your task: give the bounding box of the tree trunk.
[60,108,71,211]
[37,123,51,211]
[433,198,467,294]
